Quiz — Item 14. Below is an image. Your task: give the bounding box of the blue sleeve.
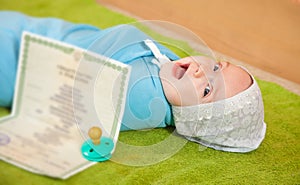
[0,12,179,130]
[0,11,26,107]
[0,11,106,107]
[0,29,18,106]
[87,25,179,130]
[121,56,174,130]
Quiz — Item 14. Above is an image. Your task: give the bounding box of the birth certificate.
[0,32,131,179]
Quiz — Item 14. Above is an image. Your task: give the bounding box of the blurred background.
[98,0,300,85]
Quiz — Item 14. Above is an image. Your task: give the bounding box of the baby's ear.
[237,65,254,85]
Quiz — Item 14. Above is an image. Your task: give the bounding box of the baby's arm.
[0,11,102,107]
[0,12,26,107]
[0,30,18,107]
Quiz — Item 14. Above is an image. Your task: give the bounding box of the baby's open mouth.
[173,63,190,79]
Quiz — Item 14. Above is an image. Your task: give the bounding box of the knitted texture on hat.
[172,77,266,153]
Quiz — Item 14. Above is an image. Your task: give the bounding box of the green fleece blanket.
[0,0,299,184]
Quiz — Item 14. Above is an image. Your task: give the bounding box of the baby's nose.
[193,64,205,78]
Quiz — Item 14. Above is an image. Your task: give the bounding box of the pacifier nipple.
[88,126,102,145]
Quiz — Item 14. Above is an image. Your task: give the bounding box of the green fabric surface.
[0,0,299,184]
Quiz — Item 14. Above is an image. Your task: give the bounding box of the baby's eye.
[204,84,211,97]
[213,64,220,71]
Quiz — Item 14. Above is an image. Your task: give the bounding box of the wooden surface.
[98,0,300,84]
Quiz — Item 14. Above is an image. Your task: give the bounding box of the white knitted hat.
[172,75,266,153]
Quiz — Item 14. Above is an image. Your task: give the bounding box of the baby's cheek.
[161,81,180,106]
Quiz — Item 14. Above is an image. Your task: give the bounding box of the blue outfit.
[0,11,179,130]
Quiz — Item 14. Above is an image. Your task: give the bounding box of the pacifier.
[81,126,114,162]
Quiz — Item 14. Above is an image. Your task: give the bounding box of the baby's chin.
[159,62,174,80]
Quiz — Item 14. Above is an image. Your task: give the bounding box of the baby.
[159,56,266,152]
[0,11,266,153]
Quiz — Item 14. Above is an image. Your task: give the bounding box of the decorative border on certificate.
[0,31,131,179]
[14,33,75,116]
[14,32,131,142]
[80,52,130,139]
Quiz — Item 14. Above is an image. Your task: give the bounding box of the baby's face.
[159,56,252,106]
